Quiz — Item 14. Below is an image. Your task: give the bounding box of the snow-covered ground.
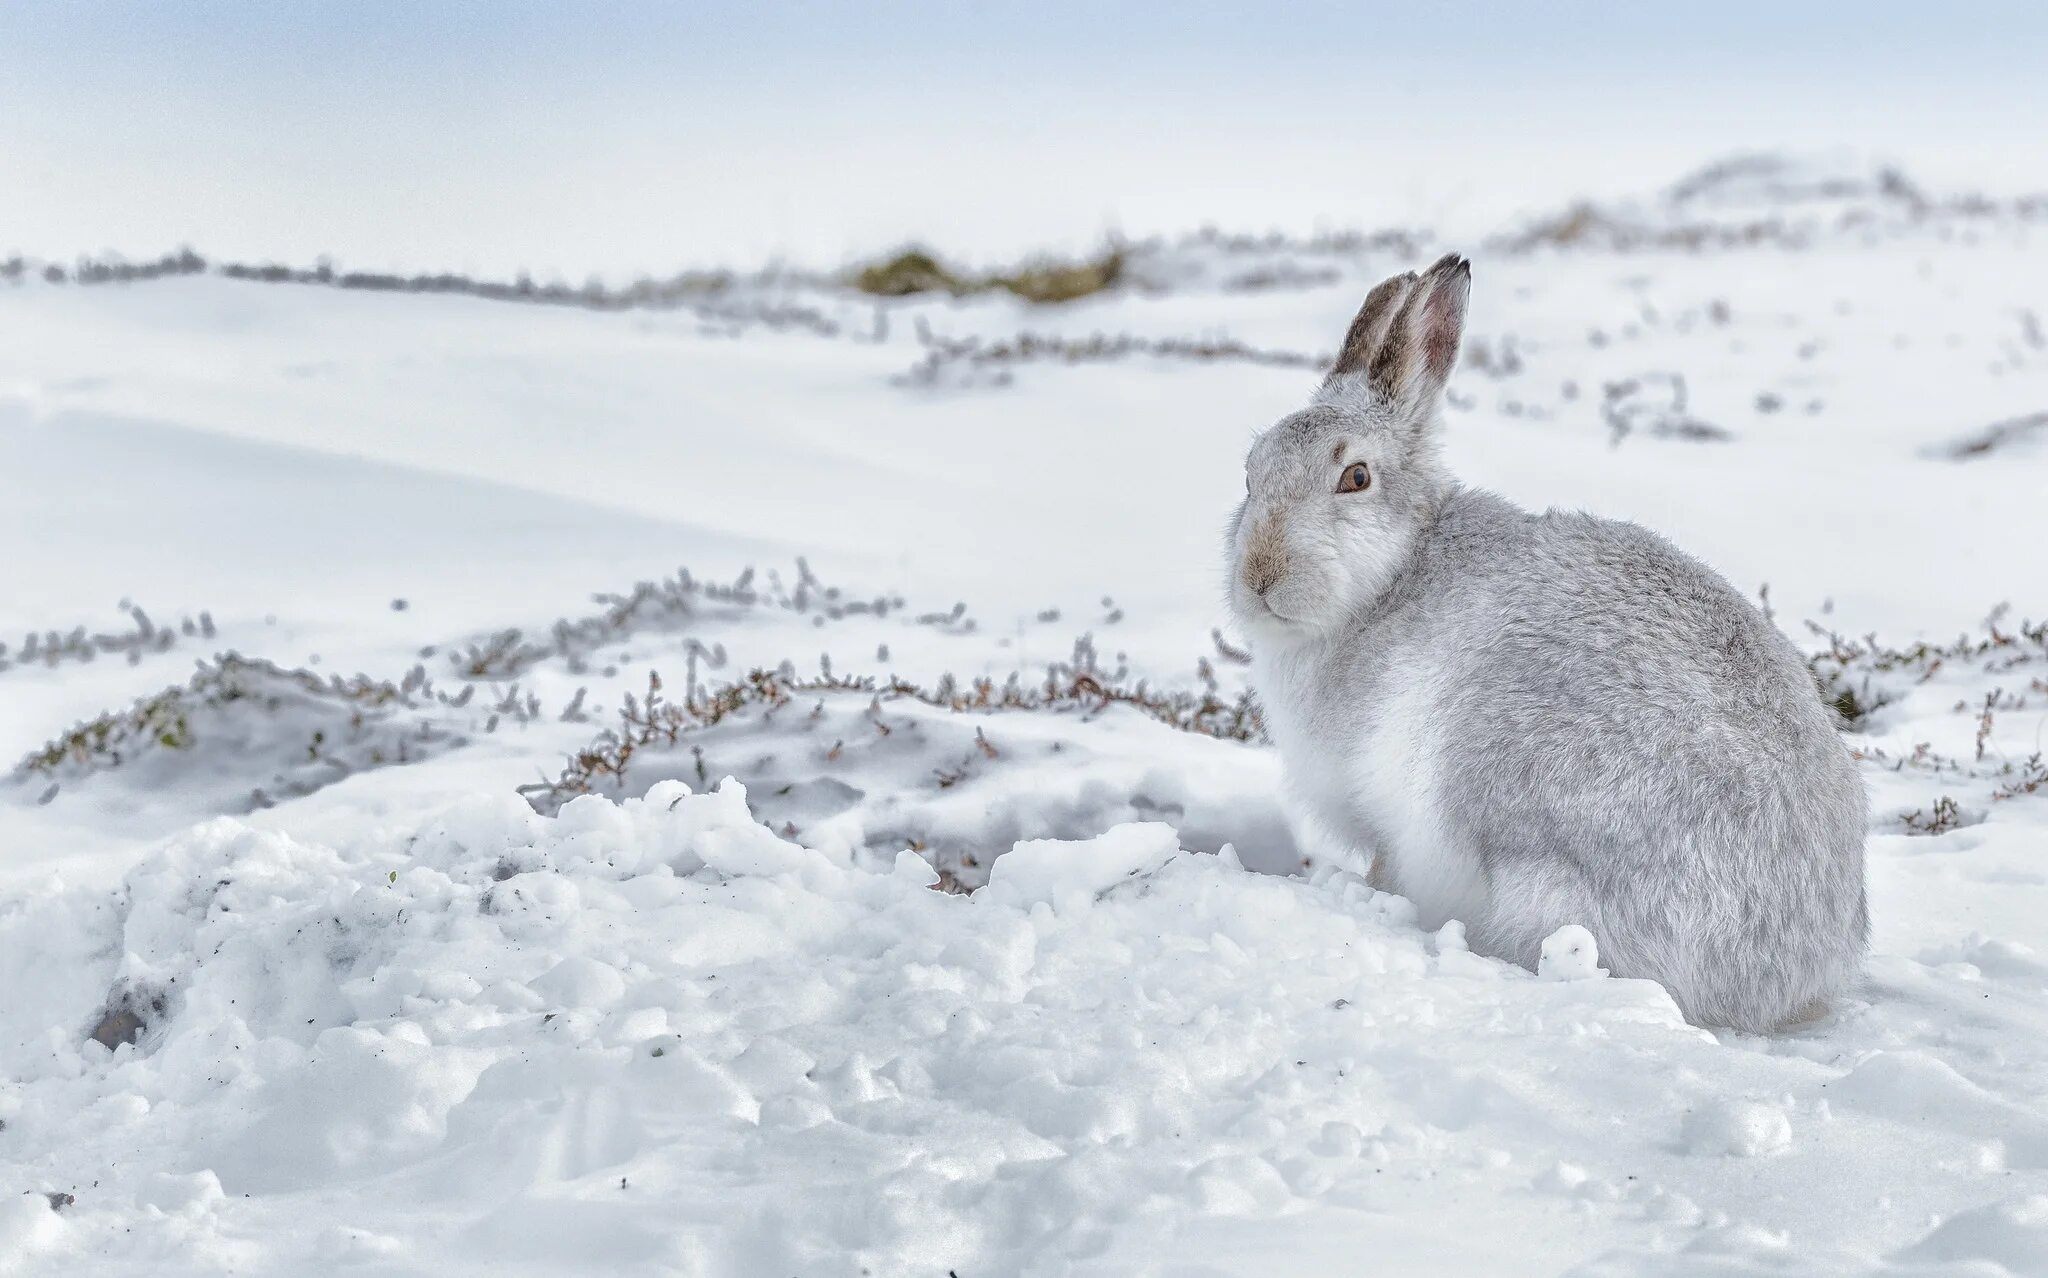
[3,156,2047,1274]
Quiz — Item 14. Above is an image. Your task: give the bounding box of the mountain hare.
[1227,254,1867,1031]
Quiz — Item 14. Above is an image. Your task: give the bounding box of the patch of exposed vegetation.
[1925,411,2048,461]
[210,258,742,313]
[850,245,1127,304]
[18,248,211,285]
[1460,336,1526,379]
[10,158,2047,351]
[1993,755,2048,803]
[1492,202,1827,254]
[899,325,1324,387]
[1176,226,1430,259]
[1898,795,1974,835]
[6,247,860,336]
[12,654,548,811]
[1217,262,1343,293]
[1805,609,2048,831]
[1,605,214,677]
[852,249,964,298]
[13,541,2038,849]
[1807,610,2048,730]
[519,638,1264,815]
[445,561,958,681]
[1601,372,1732,445]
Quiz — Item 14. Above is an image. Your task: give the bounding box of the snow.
[4,156,2048,1273]
[1680,1100,1794,1159]
[1537,923,1605,983]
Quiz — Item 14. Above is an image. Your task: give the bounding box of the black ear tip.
[1425,252,1469,280]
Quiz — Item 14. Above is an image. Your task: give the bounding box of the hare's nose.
[1242,516,1286,596]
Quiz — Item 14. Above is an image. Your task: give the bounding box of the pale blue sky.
[4,2,2044,271]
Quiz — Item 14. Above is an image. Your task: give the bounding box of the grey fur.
[1227,255,1867,1032]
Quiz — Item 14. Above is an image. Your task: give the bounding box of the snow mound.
[1538,923,1605,982]
[2,780,1703,1274]
[1680,1099,1793,1158]
[11,654,475,814]
[528,673,1292,886]
[1892,1193,2048,1273]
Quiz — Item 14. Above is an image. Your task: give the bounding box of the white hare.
[1227,254,1867,1031]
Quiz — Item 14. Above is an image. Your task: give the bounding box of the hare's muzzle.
[1240,513,1288,599]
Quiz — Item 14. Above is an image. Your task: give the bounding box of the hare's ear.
[1326,269,1417,382]
[1323,253,1470,413]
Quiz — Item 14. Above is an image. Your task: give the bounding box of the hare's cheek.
[1226,500,1250,543]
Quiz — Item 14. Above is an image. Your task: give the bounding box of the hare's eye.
[1336,462,1372,494]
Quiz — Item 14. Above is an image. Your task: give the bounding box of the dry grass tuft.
[849,245,1126,304]
[1,605,215,677]
[1807,608,2048,831]
[519,640,1263,814]
[899,326,1323,387]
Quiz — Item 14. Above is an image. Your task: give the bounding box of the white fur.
[1350,666,1488,931]
[1253,641,1358,862]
